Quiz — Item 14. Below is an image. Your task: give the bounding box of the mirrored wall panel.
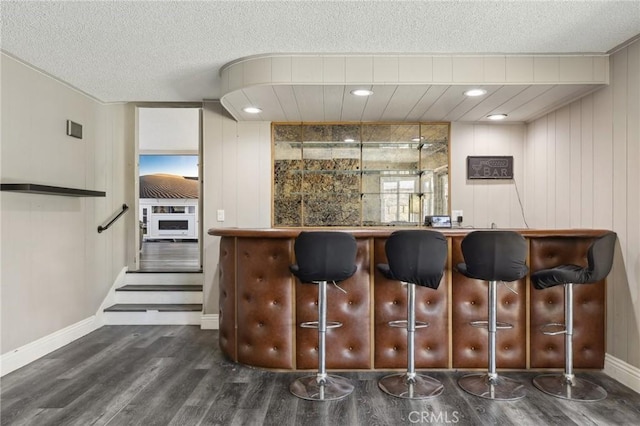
[273,123,449,227]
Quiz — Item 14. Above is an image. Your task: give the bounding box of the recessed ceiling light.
[464,89,487,97]
[350,89,373,97]
[487,113,508,120]
[243,106,262,114]
[344,138,355,142]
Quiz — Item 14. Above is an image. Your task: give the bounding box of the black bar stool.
[531,231,616,401]
[456,230,529,401]
[289,231,358,401]
[376,230,447,399]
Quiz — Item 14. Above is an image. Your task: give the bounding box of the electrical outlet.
[217,209,225,222]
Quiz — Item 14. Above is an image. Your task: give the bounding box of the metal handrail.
[98,204,129,233]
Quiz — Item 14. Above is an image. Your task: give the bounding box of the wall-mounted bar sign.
[467,156,513,179]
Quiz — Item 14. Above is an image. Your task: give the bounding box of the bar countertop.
[209,227,610,238]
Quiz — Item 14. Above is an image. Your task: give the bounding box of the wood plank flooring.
[139,241,200,272]
[2,326,639,425]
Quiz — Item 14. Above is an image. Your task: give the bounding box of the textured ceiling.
[1,1,639,103]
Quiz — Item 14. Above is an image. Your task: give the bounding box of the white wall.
[450,123,527,229]
[138,107,199,153]
[524,39,640,368]
[1,54,131,353]
[201,101,271,314]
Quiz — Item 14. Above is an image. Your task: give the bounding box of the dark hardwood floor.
[139,241,201,272]
[2,326,639,425]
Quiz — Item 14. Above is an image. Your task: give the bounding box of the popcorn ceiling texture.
[2,1,639,102]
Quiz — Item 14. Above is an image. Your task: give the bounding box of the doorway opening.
[136,107,202,272]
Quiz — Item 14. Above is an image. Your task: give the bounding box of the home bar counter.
[209,227,608,371]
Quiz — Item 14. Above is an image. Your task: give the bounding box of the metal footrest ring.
[388,320,429,329]
[469,320,513,329]
[540,323,567,336]
[300,320,342,329]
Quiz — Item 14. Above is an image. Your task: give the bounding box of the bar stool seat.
[531,231,616,401]
[289,231,358,401]
[456,230,529,401]
[376,230,447,399]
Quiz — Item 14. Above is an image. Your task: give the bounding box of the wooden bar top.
[209,227,610,238]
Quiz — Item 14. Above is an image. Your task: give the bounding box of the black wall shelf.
[1,183,106,197]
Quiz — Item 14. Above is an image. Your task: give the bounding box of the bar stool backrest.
[460,231,528,282]
[585,232,617,283]
[385,230,447,289]
[291,231,358,283]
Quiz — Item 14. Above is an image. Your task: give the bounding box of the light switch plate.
[217,209,225,221]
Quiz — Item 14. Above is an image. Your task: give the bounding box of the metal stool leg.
[533,283,607,401]
[290,280,354,401]
[458,280,526,400]
[378,283,444,399]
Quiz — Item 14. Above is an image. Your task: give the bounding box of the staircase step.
[130,270,202,273]
[106,273,204,325]
[117,285,203,292]
[102,305,201,325]
[124,272,203,285]
[104,303,202,312]
[114,287,202,304]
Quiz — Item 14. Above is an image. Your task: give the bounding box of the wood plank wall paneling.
[450,123,527,229]
[202,101,272,316]
[569,101,582,228]
[524,39,640,369]
[627,35,640,369]
[581,95,595,227]
[608,47,628,362]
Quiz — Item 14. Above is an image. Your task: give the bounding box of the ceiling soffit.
[219,54,609,123]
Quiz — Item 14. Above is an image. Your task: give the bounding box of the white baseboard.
[1,316,101,376]
[604,353,640,394]
[200,314,219,329]
[103,310,201,325]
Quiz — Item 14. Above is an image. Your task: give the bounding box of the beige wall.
[524,39,640,368]
[1,54,131,353]
[201,101,271,314]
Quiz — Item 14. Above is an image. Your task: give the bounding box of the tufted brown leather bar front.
[374,237,449,369]
[210,228,610,371]
[451,237,527,369]
[529,237,605,369]
[296,239,371,369]
[218,237,236,362]
[236,238,295,369]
